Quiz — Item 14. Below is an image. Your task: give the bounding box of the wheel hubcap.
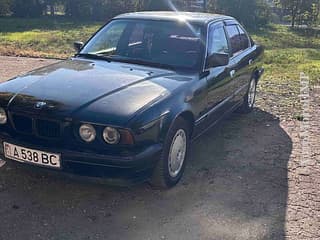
[168,129,187,178]
[248,79,256,108]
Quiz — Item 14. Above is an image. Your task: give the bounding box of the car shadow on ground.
[0,109,292,240]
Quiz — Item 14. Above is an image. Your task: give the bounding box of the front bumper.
[0,134,162,183]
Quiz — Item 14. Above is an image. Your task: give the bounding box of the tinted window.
[237,25,250,50]
[208,25,229,56]
[225,25,241,55]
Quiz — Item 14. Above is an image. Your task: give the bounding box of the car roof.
[114,11,235,25]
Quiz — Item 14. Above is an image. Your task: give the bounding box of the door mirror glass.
[206,53,229,68]
[74,41,84,52]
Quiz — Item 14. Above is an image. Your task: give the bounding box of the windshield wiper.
[76,54,177,71]
[113,57,176,71]
[76,53,113,62]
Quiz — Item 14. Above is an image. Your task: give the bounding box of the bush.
[11,0,43,17]
[0,0,11,16]
[213,0,271,28]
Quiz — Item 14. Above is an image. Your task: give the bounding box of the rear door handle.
[230,70,236,78]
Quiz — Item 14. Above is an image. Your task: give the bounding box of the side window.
[208,25,229,56]
[225,25,241,56]
[237,25,250,50]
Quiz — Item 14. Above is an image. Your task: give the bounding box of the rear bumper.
[0,134,162,183]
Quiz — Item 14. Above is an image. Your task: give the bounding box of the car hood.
[0,58,189,126]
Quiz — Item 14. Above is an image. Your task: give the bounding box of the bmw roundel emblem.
[35,101,47,109]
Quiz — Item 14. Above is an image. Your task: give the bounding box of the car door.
[204,21,236,126]
[224,22,254,104]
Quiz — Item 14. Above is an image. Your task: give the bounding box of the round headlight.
[0,108,7,125]
[79,124,96,142]
[103,127,120,144]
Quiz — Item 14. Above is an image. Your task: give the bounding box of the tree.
[135,0,149,11]
[147,0,171,10]
[302,0,320,26]
[11,0,44,17]
[274,0,320,27]
[3,0,282,28]
[214,0,271,28]
[43,0,61,16]
[0,0,11,16]
[65,0,132,20]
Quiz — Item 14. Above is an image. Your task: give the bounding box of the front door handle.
[230,70,236,78]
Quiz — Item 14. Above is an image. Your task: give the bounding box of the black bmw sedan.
[0,12,264,188]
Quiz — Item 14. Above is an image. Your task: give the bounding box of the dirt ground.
[0,56,319,240]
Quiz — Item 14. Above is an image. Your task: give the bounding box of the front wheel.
[150,118,190,189]
[238,78,257,114]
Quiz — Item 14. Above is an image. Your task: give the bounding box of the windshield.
[80,19,205,71]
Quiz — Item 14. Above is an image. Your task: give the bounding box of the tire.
[150,117,191,189]
[237,78,257,114]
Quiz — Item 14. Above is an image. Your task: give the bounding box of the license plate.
[3,142,61,169]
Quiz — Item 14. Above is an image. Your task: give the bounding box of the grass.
[252,24,320,83]
[0,17,102,59]
[0,17,319,119]
[251,24,320,119]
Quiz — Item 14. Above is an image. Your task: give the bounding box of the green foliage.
[274,0,320,27]
[11,0,44,17]
[0,0,11,16]
[251,24,320,82]
[147,0,170,10]
[0,0,274,28]
[251,24,320,119]
[1,0,319,28]
[213,0,272,28]
[0,17,101,58]
[64,0,145,20]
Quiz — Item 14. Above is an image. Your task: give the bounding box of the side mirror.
[206,53,229,68]
[74,41,84,52]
